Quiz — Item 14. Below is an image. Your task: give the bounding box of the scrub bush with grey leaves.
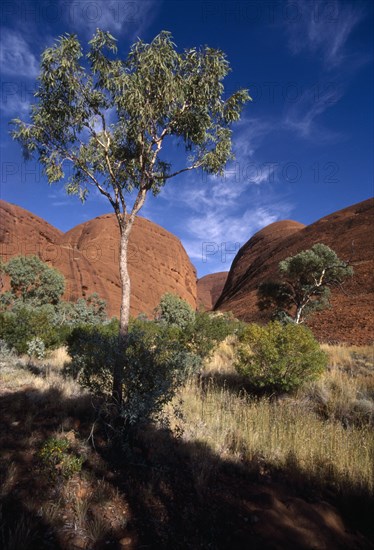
[27,337,46,360]
[67,320,201,426]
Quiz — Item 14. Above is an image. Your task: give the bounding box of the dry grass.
[300,345,374,426]
[203,335,237,374]
[0,347,82,400]
[46,346,71,370]
[0,351,130,549]
[170,341,374,498]
[1,339,373,547]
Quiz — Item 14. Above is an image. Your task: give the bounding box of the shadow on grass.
[0,385,373,549]
[198,371,280,399]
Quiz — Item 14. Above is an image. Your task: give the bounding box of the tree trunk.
[112,226,132,402]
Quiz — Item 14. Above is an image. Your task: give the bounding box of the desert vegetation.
[11,28,250,400]
[257,243,353,324]
[0,283,373,548]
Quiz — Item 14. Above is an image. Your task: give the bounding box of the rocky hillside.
[215,199,374,345]
[0,201,197,318]
[197,272,228,311]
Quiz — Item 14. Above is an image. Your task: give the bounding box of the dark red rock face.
[0,200,197,318]
[197,272,228,311]
[215,199,374,345]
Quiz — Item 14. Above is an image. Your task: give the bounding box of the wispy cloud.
[0,91,32,116]
[283,83,345,141]
[59,0,160,39]
[182,202,292,271]
[0,29,39,78]
[161,167,293,273]
[285,0,365,69]
[233,117,273,159]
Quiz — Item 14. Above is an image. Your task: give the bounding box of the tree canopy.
[2,255,65,306]
[12,29,250,211]
[257,243,353,324]
[11,29,250,400]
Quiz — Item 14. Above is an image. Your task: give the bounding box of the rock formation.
[197,272,228,311]
[215,199,374,345]
[0,200,197,318]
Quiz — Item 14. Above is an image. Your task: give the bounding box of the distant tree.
[155,292,196,329]
[257,244,353,324]
[2,255,65,307]
[11,29,250,400]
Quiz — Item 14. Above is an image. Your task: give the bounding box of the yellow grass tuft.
[169,342,374,497]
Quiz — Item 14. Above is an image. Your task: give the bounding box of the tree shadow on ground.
[0,385,373,549]
[199,371,278,398]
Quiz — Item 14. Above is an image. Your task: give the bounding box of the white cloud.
[160,167,293,273]
[285,0,364,69]
[233,117,273,159]
[183,203,292,272]
[0,92,31,116]
[283,84,344,141]
[0,29,39,78]
[59,0,160,38]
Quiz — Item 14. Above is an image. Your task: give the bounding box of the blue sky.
[0,0,373,277]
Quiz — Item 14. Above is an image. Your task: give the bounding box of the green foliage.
[0,255,109,353]
[3,255,65,307]
[155,294,242,360]
[66,295,241,427]
[39,437,83,479]
[66,319,200,426]
[27,337,46,360]
[65,323,120,393]
[235,321,327,392]
[54,293,108,326]
[0,305,63,354]
[155,293,196,329]
[120,322,201,425]
[258,244,353,324]
[12,30,250,202]
[186,311,243,360]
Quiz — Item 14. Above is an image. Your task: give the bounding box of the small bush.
[27,337,46,360]
[0,306,62,354]
[121,323,201,425]
[155,293,196,329]
[156,294,243,361]
[235,321,327,392]
[66,319,201,426]
[0,339,15,361]
[65,323,119,394]
[187,311,244,360]
[39,437,83,479]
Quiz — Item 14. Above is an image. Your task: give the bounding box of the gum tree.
[11,30,250,399]
[257,243,353,324]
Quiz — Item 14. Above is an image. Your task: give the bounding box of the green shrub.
[186,311,243,360]
[0,305,63,354]
[27,337,46,360]
[65,323,119,394]
[3,255,65,306]
[235,321,327,392]
[156,294,243,361]
[39,437,83,479]
[66,319,201,426]
[121,323,200,425]
[155,293,196,329]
